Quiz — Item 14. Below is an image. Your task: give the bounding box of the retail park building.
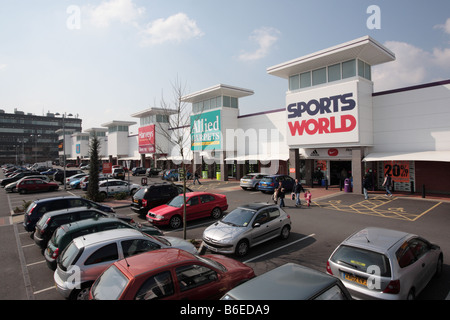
[58,36,450,195]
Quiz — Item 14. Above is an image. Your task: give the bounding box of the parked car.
[1,171,39,186]
[146,167,162,177]
[65,173,88,186]
[5,175,50,192]
[89,248,255,300]
[23,196,115,233]
[147,192,228,229]
[66,163,77,168]
[53,170,83,183]
[130,183,182,216]
[132,167,147,176]
[162,169,192,181]
[44,217,163,270]
[98,179,141,198]
[240,173,268,190]
[326,227,443,300]
[40,168,58,176]
[257,174,296,193]
[80,175,108,191]
[33,207,133,249]
[54,229,198,300]
[111,168,125,180]
[221,263,352,300]
[203,203,291,256]
[17,178,59,194]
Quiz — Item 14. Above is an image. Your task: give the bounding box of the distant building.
[0,109,82,164]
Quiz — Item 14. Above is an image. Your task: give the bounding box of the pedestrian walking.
[293,179,304,207]
[193,171,202,185]
[362,174,372,200]
[304,190,312,207]
[382,173,393,197]
[278,183,286,208]
[272,188,278,204]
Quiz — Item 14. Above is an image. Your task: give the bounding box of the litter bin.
[216,172,221,180]
[202,171,208,179]
[344,178,352,192]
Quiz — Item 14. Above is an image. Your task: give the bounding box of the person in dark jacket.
[277,183,286,208]
[293,179,304,207]
[362,174,372,200]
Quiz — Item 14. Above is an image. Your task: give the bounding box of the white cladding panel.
[372,83,450,153]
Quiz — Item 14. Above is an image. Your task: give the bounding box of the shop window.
[328,63,341,82]
[312,67,326,86]
[342,59,356,79]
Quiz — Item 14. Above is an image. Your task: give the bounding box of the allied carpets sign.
[138,124,155,154]
[191,109,221,151]
[286,82,359,146]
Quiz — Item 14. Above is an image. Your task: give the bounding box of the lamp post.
[56,112,73,190]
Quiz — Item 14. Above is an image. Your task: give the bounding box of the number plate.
[343,273,367,286]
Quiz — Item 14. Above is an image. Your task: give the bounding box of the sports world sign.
[286,82,360,146]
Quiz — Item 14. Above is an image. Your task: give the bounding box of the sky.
[1,0,450,132]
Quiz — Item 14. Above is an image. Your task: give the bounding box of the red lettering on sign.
[288,115,357,136]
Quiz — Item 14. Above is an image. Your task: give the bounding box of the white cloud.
[84,0,145,28]
[0,64,6,71]
[238,27,280,61]
[139,13,204,46]
[434,17,450,35]
[373,40,450,91]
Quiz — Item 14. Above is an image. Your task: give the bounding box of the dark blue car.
[258,174,295,193]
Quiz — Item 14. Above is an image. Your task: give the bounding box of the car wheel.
[100,191,107,199]
[211,207,222,219]
[280,225,290,239]
[169,215,182,229]
[70,285,92,300]
[19,189,26,194]
[11,187,16,193]
[241,187,247,190]
[130,188,137,196]
[235,239,249,257]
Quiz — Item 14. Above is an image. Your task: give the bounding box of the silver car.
[202,203,291,256]
[240,173,267,190]
[326,227,443,300]
[54,228,197,300]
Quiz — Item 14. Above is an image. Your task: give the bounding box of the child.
[304,190,312,207]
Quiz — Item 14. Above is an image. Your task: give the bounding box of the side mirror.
[253,222,261,228]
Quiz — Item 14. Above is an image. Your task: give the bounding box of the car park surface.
[2,171,450,303]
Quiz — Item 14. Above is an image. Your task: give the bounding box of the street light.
[55,112,73,190]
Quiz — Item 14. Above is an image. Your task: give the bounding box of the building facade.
[0,109,82,165]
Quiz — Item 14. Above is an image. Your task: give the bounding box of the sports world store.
[136,36,450,196]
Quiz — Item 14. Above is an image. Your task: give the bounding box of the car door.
[185,195,201,220]
[174,263,225,300]
[120,238,161,258]
[199,194,216,218]
[134,270,175,300]
[409,238,436,292]
[83,243,120,281]
[249,209,273,245]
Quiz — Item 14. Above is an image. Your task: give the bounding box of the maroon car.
[90,248,255,300]
[17,178,59,194]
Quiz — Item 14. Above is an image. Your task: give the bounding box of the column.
[289,149,300,180]
[352,148,363,194]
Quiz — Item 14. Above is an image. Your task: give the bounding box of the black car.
[53,170,84,183]
[23,196,116,233]
[130,183,192,216]
[147,168,162,177]
[132,167,147,176]
[33,207,130,249]
[1,171,39,186]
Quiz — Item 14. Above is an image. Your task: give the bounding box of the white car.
[65,173,88,185]
[98,179,141,197]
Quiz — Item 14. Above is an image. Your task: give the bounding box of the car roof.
[342,227,412,253]
[114,248,197,277]
[237,203,276,211]
[61,217,124,232]
[224,263,341,300]
[33,195,83,203]
[73,228,144,247]
[42,206,105,217]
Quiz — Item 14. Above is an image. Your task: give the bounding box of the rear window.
[36,213,50,228]
[91,265,129,300]
[242,175,255,179]
[330,245,391,277]
[260,177,273,182]
[133,187,146,199]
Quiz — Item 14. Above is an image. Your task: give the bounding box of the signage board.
[383,161,410,183]
[286,81,359,146]
[190,109,222,151]
[102,162,112,174]
[138,124,155,154]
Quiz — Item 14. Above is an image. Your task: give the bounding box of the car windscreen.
[167,195,184,208]
[330,245,392,277]
[91,265,129,300]
[221,208,256,227]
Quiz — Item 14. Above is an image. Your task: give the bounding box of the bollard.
[422,184,426,198]
[410,181,414,194]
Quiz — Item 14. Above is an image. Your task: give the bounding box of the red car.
[146,192,228,229]
[89,248,255,300]
[17,179,59,194]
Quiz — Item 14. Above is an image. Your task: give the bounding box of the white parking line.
[26,260,47,267]
[34,286,55,295]
[243,233,316,264]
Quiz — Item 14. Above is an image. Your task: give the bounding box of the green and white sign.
[191,109,221,151]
